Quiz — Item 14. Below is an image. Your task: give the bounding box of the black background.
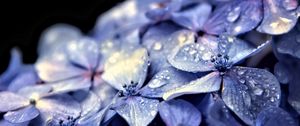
[0,0,123,74]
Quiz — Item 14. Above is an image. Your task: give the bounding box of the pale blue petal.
[172,3,212,31]
[48,77,91,95]
[256,107,298,126]
[222,66,281,125]
[274,62,290,84]
[159,99,201,126]
[0,119,29,126]
[115,96,159,126]
[204,0,263,35]
[168,36,218,72]
[0,91,29,112]
[65,37,101,70]
[38,24,82,56]
[72,90,101,118]
[229,36,272,64]
[36,94,81,123]
[141,22,181,75]
[102,48,149,91]
[140,67,199,98]
[7,71,39,92]
[92,83,117,107]
[4,105,39,123]
[257,0,299,35]
[163,71,221,100]
[17,85,53,99]
[0,48,28,90]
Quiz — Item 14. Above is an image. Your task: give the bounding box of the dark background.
[0,0,123,74]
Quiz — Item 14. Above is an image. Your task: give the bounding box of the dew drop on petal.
[227,6,241,22]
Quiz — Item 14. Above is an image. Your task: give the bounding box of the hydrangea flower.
[163,35,281,125]
[35,36,107,94]
[0,85,81,125]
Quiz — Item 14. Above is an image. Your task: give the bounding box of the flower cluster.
[0,0,300,126]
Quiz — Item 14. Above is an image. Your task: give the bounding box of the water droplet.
[227,6,241,22]
[152,42,163,51]
[239,79,246,83]
[270,97,275,102]
[237,69,246,75]
[253,88,263,95]
[148,79,167,88]
[150,110,157,116]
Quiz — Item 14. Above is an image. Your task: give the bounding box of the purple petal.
[172,3,212,31]
[115,96,159,126]
[4,105,39,123]
[159,99,201,126]
[145,0,181,21]
[222,66,281,125]
[38,24,82,56]
[163,72,221,100]
[257,0,299,35]
[256,107,298,126]
[36,94,81,123]
[102,48,149,91]
[0,91,29,112]
[140,67,199,98]
[168,35,219,72]
[204,0,263,35]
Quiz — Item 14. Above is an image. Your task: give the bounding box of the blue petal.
[145,0,181,21]
[274,62,290,84]
[220,35,271,64]
[4,105,39,123]
[256,107,298,126]
[48,77,91,95]
[17,85,53,100]
[38,24,82,56]
[168,35,219,72]
[0,119,29,126]
[36,94,81,123]
[102,48,149,91]
[140,67,199,98]
[35,44,86,82]
[204,0,263,35]
[0,91,29,112]
[92,83,117,107]
[8,71,39,92]
[198,94,241,126]
[159,99,201,126]
[287,64,300,114]
[163,71,221,100]
[0,48,30,90]
[93,0,150,41]
[274,26,300,59]
[141,22,181,74]
[172,3,212,31]
[65,37,102,70]
[115,96,159,126]
[72,90,101,118]
[222,66,281,125]
[257,0,299,35]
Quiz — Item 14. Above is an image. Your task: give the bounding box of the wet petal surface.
[222,66,281,125]
[4,105,39,123]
